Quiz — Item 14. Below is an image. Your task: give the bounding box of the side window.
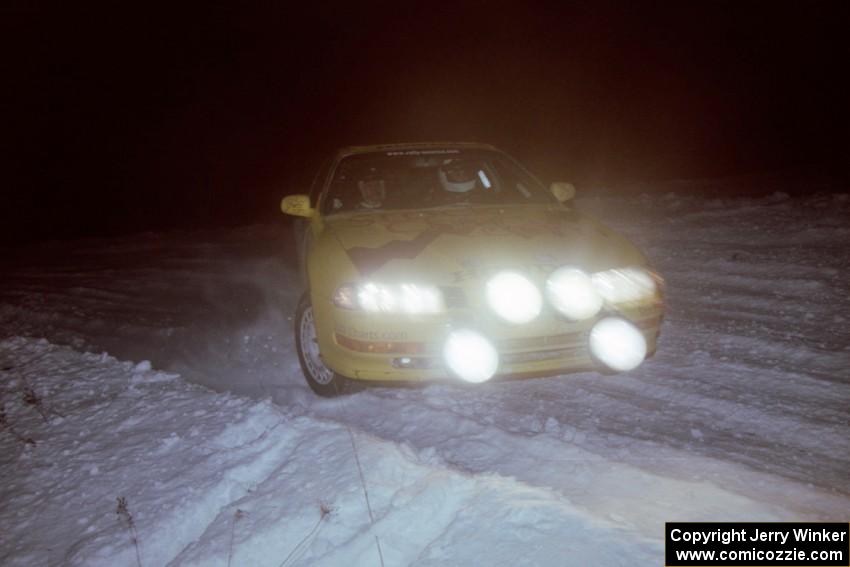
[309,159,332,208]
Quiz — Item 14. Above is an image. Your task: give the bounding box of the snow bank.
[0,337,657,565]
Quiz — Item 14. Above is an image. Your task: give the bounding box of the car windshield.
[322,149,552,214]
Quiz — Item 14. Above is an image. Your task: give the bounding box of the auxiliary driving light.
[588,317,647,372]
[485,272,542,324]
[443,329,499,383]
[546,267,603,320]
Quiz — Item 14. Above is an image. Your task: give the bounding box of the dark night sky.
[3,1,848,244]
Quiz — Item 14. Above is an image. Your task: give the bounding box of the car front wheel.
[295,294,349,397]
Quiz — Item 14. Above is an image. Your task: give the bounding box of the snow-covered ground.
[2,188,849,565]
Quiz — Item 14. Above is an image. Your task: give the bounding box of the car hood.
[324,205,644,284]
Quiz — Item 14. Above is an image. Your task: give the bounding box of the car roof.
[336,142,499,159]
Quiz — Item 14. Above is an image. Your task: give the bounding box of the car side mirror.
[550,182,576,203]
[280,194,314,218]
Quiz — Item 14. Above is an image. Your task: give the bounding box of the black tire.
[294,293,350,397]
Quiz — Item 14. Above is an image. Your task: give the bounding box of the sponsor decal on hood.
[329,207,605,276]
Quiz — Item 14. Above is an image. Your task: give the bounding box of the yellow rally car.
[282,142,663,396]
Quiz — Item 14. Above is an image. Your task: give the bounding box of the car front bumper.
[314,298,663,382]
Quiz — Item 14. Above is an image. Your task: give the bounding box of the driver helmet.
[438,159,477,193]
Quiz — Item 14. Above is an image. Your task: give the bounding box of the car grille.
[440,286,467,309]
[497,331,584,351]
[502,346,585,364]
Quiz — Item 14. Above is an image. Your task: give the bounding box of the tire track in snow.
[307,385,848,542]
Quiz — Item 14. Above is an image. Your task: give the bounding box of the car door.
[295,158,333,288]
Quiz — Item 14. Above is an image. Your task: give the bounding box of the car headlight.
[545,267,603,320]
[333,282,444,314]
[485,271,542,324]
[591,267,658,304]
